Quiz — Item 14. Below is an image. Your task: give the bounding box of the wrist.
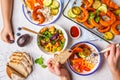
[111,69,120,76]
[3,20,12,28]
[60,74,70,80]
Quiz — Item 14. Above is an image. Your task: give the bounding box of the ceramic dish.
[37,24,68,54]
[67,41,101,76]
[69,25,81,39]
[22,0,62,26]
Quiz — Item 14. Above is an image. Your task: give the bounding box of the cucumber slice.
[103,32,114,40]
[67,9,77,18]
[43,0,53,7]
[72,6,81,15]
[50,0,60,9]
[98,4,107,13]
[93,1,101,9]
[50,8,59,15]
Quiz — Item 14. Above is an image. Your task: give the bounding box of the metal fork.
[92,44,120,56]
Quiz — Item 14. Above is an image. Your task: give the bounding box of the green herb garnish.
[35,56,47,68]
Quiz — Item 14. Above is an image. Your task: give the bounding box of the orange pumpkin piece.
[76,7,89,23]
[83,0,93,9]
[84,21,94,29]
[111,21,120,35]
[90,19,100,27]
[32,6,45,24]
[87,7,96,11]
[101,0,119,9]
[97,26,111,33]
[100,10,116,26]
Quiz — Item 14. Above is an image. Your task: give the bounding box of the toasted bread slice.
[6,65,25,79]
[8,61,29,77]
[7,52,33,79]
[53,50,72,64]
[23,52,33,66]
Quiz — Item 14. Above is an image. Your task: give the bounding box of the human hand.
[47,59,70,80]
[1,23,14,43]
[104,44,120,75]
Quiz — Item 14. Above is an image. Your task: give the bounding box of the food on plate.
[115,8,120,16]
[98,4,107,13]
[72,6,81,15]
[68,42,100,74]
[37,26,66,53]
[101,0,119,9]
[68,9,77,18]
[67,0,120,41]
[92,1,101,9]
[75,7,89,23]
[111,21,120,35]
[6,52,33,80]
[83,0,93,9]
[97,26,111,33]
[103,32,114,40]
[70,26,81,38]
[99,10,116,26]
[24,0,60,24]
[32,6,45,24]
[17,34,31,47]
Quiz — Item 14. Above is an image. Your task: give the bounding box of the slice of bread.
[6,65,25,79]
[53,50,72,64]
[8,61,29,77]
[7,52,33,79]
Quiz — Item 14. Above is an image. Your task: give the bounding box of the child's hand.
[47,59,70,80]
[104,44,120,77]
[1,24,14,43]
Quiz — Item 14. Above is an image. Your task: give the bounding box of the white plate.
[22,0,63,26]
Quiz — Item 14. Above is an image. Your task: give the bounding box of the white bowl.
[37,24,68,54]
[67,41,101,76]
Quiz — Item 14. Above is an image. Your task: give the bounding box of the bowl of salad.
[67,41,101,76]
[37,24,68,54]
[22,0,62,26]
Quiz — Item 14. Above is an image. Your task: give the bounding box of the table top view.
[0,0,120,80]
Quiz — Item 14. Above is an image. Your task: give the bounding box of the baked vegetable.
[50,8,59,15]
[72,6,81,15]
[111,21,120,35]
[50,0,60,9]
[98,4,107,13]
[93,1,101,9]
[103,32,114,40]
[68,9,77,18]
[43,0,53,7]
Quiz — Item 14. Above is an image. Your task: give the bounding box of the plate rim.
[67,41,102,76]
[22,0,63,26]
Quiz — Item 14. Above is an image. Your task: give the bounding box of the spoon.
[92,44,120,56]
[21,27,46,37]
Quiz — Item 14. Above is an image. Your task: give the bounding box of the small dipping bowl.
[69,26,81,39]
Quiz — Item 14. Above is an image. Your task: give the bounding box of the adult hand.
[47,59,70,80]
[104,44,120,80]
[1,23,14,43]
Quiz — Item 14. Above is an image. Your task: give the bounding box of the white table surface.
[0,0,115,80]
